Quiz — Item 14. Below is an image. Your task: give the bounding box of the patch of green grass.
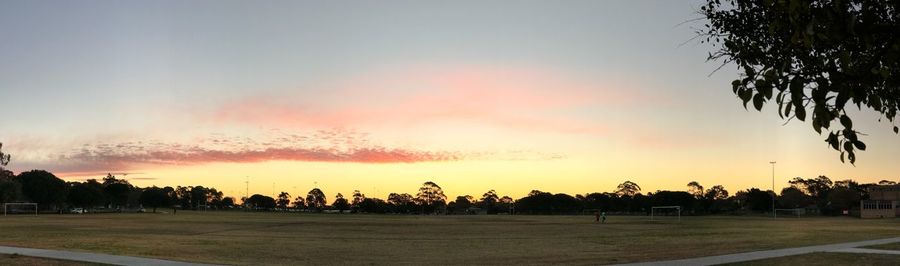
[728,252,900,266]
[0,212,898,265]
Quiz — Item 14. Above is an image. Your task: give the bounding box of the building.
[860,185,900,218]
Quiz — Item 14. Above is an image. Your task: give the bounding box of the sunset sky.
[1,0,898,200]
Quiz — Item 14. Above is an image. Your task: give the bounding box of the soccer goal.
[650,206,681,222]
[3,203,37,216]
[775,208,804,218]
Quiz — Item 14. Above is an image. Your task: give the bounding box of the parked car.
[70,208,85,214]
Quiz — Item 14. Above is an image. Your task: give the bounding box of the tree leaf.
[827,133,840,151]
[853,140,866,151]
[894,126,898,134]
[836,91,849,110]
[740,89,753,109]
[843,141,854,153]
[794,103,806,121]
[812,118,822,134]
[753,93,765,111]
[784,102,793,117]
[839,115,852,129]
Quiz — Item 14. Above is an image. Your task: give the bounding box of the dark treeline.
[0,145,891,215]
[1,168,893,216]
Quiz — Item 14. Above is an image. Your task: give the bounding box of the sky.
[1,0,898,200]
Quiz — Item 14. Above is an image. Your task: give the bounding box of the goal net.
[4,203,37,216]
[650,206,681,222]
[775,208,804,218]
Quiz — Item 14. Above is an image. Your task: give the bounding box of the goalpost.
[775,208,804,218]
[650,206,681,222]
[3,203,37,216]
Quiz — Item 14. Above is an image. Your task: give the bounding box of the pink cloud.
[204,65,645,134]
[5,130,453,177]
[6,128,567,178]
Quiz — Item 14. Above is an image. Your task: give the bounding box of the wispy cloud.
[7,129,462,176]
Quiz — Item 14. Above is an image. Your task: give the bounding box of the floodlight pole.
[770,161,776,219]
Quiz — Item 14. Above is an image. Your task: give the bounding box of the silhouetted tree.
[351,190,365,211]
[649,191,695,213]
[704,185,729,200]
[68,180,105,209]
[207,188,224,208]
[174,186,191,209]
[687,181,704,199]
[789,176,834,211]
[826,186,860,215]
[742,188,773,212]
[703,185,731,213]
[387,193,415,213]
[332,193,350,212]
[778,187,809,209]
[701,0,900,164]
[449,195,473,214]
[0,169,21,204]
[276,192,291,210]
[580,192,611,212]
[292,196,306,209]
[615,181,641,197]
[102,174,131,209]
[190,186,209,209]
[479,190,500,213]
[0,143,10,167]
[416,181,447,214]
[246,194,276,210]
[221,197,235,208]
[139,186,172,213]
[15,170,67,210]
[306,188,326,212]
[358,198,389,213]
[515,191,581,214]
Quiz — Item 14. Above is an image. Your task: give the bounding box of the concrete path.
[614,237,900,266]
[0,245,220,266]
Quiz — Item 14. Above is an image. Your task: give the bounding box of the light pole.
[770,161,776,218]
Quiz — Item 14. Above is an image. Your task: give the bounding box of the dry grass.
[0,212,898,265]
[864,242,900,251]
[0,254,103,266]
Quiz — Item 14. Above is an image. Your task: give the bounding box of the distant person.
[594,211,600,222]
[601,211,607,223]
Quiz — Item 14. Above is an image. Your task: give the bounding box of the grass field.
[0,254,100,266]
[0,212,898,265]
[864,242,900,251]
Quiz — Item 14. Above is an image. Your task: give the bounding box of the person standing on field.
[601,211,607,223]
[594,210,600,222]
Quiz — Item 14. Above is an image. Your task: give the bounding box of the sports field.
[1,212,898,265]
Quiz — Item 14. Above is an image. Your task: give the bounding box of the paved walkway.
[615,237,900,266]
[0,245,220,266]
